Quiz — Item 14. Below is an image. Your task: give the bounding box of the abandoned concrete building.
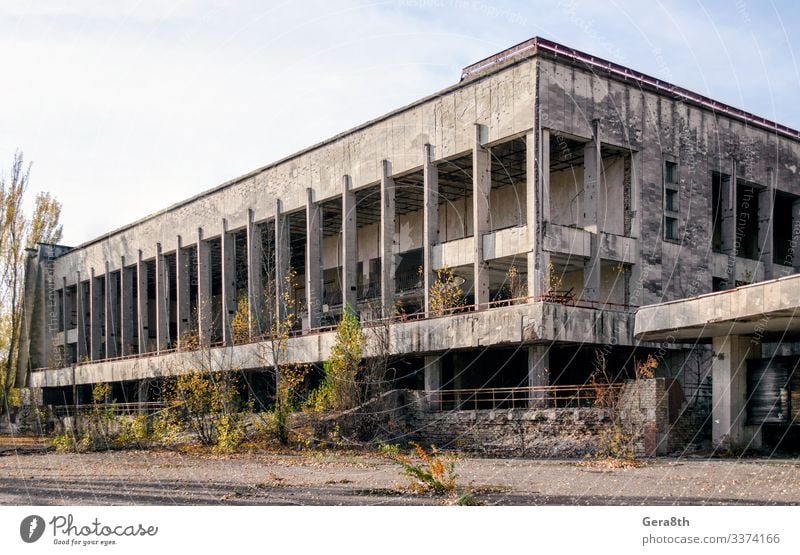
[16,37,800,454]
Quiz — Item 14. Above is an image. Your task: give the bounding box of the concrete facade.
[17,38,800,437]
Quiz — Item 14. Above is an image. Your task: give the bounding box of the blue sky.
[1,0,799,244]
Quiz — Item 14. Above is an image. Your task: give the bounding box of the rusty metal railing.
[430,384,623,411]
[52,401,166,418]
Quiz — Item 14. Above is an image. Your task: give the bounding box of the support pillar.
[380,160,396,318]
[137,380,149,413]
[196,229,212,345]
[528,345,550,408]
[424,354,442,409]
[792,199,800,273]
[89,268,103,360]
[582,120,601,301]
[423,144,438,315]
[120,258,135,357]
[274,200,290,325]
[246,209,265,338]
[61,277,70,363]
[104,262,118,359]
[221,220,237,346]
[758,170,775,280]
[175,236,191,347]
[306,188,322,330]
[342,175,358,311]
[527,126,551,299]
[711,335,761,450]
[155,243,170,352]
[473,124,491,308]
[76,273,87,361]
[720,161,737,288]
[136,251,149,354]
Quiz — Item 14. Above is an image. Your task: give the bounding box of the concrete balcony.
[483,225,528,260]
[710,252,766,283]
[544,224,591,258]
[31,301,635,388]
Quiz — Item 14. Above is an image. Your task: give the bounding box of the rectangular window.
[663,160,680,242]
[665,216,678,241]
[665,161,678,184]
[665,189,678,212]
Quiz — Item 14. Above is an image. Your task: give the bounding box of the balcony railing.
[35,295,636,371]
[431,384,623,411]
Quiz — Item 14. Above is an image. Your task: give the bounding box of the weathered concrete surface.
[634,273,800,342]
[31,302,634,387]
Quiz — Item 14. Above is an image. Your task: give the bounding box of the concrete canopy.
[634,273,800,342]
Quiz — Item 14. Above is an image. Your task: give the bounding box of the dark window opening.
[774,192,795,266]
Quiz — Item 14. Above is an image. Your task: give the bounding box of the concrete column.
[221,220,237,346]
[380,160,396,318]
[76,273,87,361]
[306,188,323,329]
[582,120,601,301]
[424,354,442,409]
[342,175,358,311]
[136,251,149,354]
[175,236,191,347]
[61,276,70,363]
[274,200,290,325]
[473,124,491,308]
[155,243,170,352]
[120,257,134,357]
[89,268,103,360]
[527,127,551,299]
[758,170,775,280]
[711,335,761,450]
[246,209,265,338]
[137,380,149,413]
[104,262,118,359]
[196,229,212,345]
[528,345,550,408]
[423,144,439,315]
[720,161,737,288]
[792,199,800,273]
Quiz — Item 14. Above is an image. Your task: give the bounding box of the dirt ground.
[1,437,799,505]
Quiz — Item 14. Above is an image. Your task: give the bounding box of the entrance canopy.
[634,274,800,343]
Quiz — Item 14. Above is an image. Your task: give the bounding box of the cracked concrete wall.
[538,55,800,306]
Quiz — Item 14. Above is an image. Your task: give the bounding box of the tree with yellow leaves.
[1,151,62,414]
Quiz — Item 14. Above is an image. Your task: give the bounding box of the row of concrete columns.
[61,124,556,363]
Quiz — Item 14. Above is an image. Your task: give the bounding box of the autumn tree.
[1,151,63,414]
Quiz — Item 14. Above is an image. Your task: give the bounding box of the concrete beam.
[136,252,149,354]
[720,162,736,288]
[155,243,170,352]
[423,144,438,315]
[76,273,87,361]
[582,120,601,301]
[176,236,191,347]
[758,170,775,280]
[472,124,491,308]
[380,160,396,318]
[424,354,442,408]
[196,230,212,346]
[274,199,289,324]
[104,262,118,359]
[89,268,103,361]
[527,127,551,299]
[711,335,761,450]
[306,188,323,329]
[528,345,549,408]
[221,220,237,346]
[120,257,134,357]
[342,175,358,311]
[62,276,70,363]
[246,209,265,338]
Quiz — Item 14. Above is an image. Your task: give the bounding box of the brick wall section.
[317,379,692,457]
